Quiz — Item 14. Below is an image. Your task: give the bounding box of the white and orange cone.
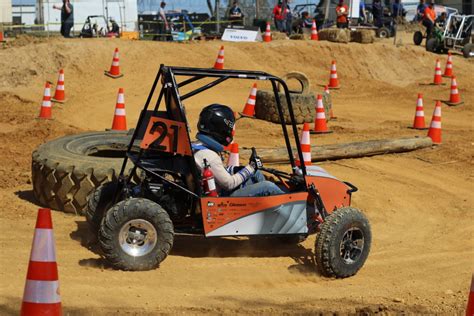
[112,88,127,130]
[241,83,257,117]
[214,46,225,70]
[52,69,66,103]
[412,93,427,130]
[21,208,62,316]
[427,100,442,144]
[443,76,463,106]
[466,274,474,316]
[0,30,5,42]
[227,143,240,168]
[310,20,319,41]
[296,123,312,166]
[311,94,332,134]
[328,60,340,89]
[38,82,52,120]
[105,48,124,78]
[432,59,443,85]
[443,52,454,77]
[263,22,272,42]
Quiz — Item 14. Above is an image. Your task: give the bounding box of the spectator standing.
[272,1,286,32]
[359,0,367,24]
[372,0,384,27]
[158,1,170,41]
[228,1,244,26]
[335,0,349,29]
[285,3,293,36]
[392,0,406,18]
[415,0,427,22]
[422,0,436,37]
[53,0,74,38]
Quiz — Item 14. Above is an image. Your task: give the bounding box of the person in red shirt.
[335,0,349,29]
[422,0,436,37]
[272,1,289,32]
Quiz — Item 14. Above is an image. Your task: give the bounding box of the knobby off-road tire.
[426,37,439,53]
[413,31,423,45]
[85,182,119,234]
[463,43,473,58]
[376,27,391,38]
[99,198,174,271]
[32,131,130,215]
[315,207,371,278]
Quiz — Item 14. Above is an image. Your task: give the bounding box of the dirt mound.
[0,34,472,314]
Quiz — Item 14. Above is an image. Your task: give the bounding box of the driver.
[192,104,284,197]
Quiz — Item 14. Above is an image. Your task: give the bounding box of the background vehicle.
[412,5,459,46]
[79,15,118,38]
[86,65,372,278]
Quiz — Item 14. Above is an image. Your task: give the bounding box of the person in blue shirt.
[392,0,406,17]
[228,1,244,26]
[359,0,367,24]
[415,0,427,22]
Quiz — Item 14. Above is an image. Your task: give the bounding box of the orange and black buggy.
[86,65,372,278]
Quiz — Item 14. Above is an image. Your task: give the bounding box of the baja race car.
[86,65,372,278]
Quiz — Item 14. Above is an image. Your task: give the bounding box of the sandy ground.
[0,32,473,314]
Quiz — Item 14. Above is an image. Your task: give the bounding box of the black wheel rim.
[339,227,364,264]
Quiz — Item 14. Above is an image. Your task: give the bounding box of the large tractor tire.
[32,131,131,215]
[255,71,329,125]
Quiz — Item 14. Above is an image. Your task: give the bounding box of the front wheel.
[377,27,390,38]
[413,31,423,45]
[99,198,174,271]
[315,207,371,278]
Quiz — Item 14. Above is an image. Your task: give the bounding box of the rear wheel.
[99,198,174,271]
[426,37,439,52]
[463,43,473,58]
[315,207,371,278]
[413,31,423,45]
[85,182,119,234]
[377,27,390,38]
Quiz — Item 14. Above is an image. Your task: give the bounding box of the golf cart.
[79,15,119,38]
[86,65,372,278]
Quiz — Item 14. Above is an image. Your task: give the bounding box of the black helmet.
[197,104,235,146]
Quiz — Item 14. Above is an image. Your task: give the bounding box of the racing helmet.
[197,104,235,146]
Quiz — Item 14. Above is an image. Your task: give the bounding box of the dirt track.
[0,33,473,314]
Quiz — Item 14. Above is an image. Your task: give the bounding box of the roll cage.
[117,65,310,201]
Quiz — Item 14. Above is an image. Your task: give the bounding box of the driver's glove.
[249,151,263,170]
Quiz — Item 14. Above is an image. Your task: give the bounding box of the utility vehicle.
[86,65,372,278]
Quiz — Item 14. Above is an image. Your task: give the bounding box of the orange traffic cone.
[111,88,127,130]
[21,208,62,316]
[310,20,319,41]
[328,60,340,89]
[467,274,474,316]
[263,22,272,42]
[52,69,66,103]
[311,94,332,134]
[0,30,5,42]
[227,143,240,168]
[105,48,124,78]
[38,82,52,119]
[443,53,454,77]
[411,93,427,130]
[296,123,312,166]
[427,100,442,144]
[432,59,443,85]
[241,83,257,117]
[214,46,225,70]
[443,76,463,106]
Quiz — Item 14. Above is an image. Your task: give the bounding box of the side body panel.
[305,165,352,213]
[201,193,309,237]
